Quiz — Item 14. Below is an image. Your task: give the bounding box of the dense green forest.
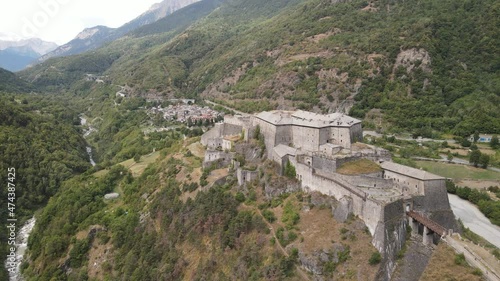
[0,94,91,279]
[0,68,33,93]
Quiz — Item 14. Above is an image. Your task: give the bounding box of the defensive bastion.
[201,110,457,279]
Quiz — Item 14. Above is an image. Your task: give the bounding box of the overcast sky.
[0,0,160,44]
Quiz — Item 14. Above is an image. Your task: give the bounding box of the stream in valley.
[80,116,96,167]
[4,218,36,281]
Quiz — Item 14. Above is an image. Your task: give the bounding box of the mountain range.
[0,38,57,71]
[39,0,200,61]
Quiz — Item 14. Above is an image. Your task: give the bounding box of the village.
[147,102,223,125]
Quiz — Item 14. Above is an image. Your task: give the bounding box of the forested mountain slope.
[0,95,91,279]
[19,0,500,136]
[0,68,33,93]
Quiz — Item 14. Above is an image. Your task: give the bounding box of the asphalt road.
[448,194,500,248]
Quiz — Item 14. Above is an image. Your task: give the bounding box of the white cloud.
[0,0,160,44]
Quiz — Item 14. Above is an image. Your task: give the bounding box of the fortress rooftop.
[292,110,361,128]
[255,110,362,128]
[380,161,445,181]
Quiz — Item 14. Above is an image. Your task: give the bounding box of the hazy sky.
[0,0,161,44]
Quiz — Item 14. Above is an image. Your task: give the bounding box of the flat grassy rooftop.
[336,159,382,175]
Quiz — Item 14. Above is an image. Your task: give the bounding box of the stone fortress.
[201,109,457,278]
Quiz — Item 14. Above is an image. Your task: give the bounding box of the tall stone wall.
[201,123,223,146]
[203,151,232,168]
[205,138,223,150]
[350,123,363,143]
[296,162,386,235]
[328,127,353,148]
[201,123,242,147]
[275,125,293,147]
[338,174,393,189]
[292,125,320,151]
[372,199,407,281]
[383,170,424,195]
[253,118,277,159]
[222,123,243,137]
[417,180,458,231]
[311,155,337,173]
[236,168,259,186]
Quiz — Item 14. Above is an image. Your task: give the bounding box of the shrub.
[454,253,466,266]
[262,209,276,223]
[235,192,246,202]
[369,251,381,265]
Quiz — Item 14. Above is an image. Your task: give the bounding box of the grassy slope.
[420,243,482,281]
[416,161,500,180]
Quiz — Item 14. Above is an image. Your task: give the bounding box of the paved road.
[413,155,500,173]
[363,131,456,143]
[448,194,500,248]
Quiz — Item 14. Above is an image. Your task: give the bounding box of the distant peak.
[75,26,110,40]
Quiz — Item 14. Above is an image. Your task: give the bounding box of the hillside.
[0,67,33,92]
[21,136,383,280]
[0,95,91,279]
[3,1,499,280]
[19,0,500,137]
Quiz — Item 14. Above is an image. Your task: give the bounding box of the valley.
[0,0,499,280]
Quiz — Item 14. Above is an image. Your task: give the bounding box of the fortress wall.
[222,123,242,137]
[225,115,253,140]
[204,151,231,163]
[422,180,448,210]
[319,127,330,145]
[335,155,360,169]
[205,138,223,150]
[254,118,277,159]
[328,127,353,148]
[292,126,320,151]
[275,125,293,146]
[311,155,337,173]
[383,170,424,195]
[237,168,259,186]
[296,162,383,234]
[338,174,394,189]
[422,180,457,231]
[224,115,245,126]
[350,123,363,142]
[201,123,223,146]
[373,199,407,280]
[362,198,385,235]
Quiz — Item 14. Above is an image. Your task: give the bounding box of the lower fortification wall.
[373,200,407,281]
[296,162,384,236]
